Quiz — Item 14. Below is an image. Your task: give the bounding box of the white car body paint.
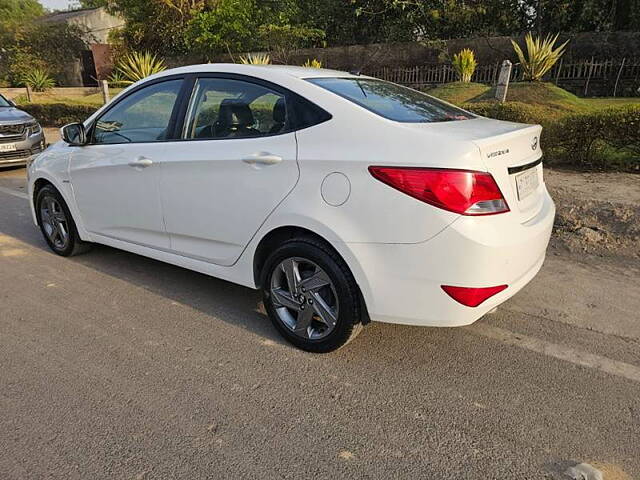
[28,64,555,327]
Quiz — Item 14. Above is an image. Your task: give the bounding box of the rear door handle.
[128,157,153,169]
[242,153,283,166]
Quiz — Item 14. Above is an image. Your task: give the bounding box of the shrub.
[107,70,128,88]
[600,105,640,157]
[545,106,640,170]
[19,103,98,127]
[21,69,55,92]
[462,101,549,125]
[511,33,568,82]
[113,51,166,85]
[466,101,640,171]
[452,49,477,83]
[303,58,322,68]
[239,53,271,65]
[4,50,48,87]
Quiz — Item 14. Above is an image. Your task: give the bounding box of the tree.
[525,0,640,33]
[0,0,43,22]
[186,0,324,60]
[186,0,261,57]
[0,22,88,86]
[73,0,640,59]
[257,24,325,62]
[101,0,202,55]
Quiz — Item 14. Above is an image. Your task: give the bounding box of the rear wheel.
[36,184,90,257]
[261,237,363,353]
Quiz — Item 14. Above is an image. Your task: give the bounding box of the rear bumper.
[347,188,555,327]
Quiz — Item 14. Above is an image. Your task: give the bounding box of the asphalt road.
[1,166,639,480]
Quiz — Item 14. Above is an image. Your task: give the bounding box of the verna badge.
[531,136,539,151]
[487,149,509,159]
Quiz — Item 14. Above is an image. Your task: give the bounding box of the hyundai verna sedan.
[0,93,45,167]
[28,64,555,352]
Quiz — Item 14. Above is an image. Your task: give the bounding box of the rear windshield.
[0,95,11,107]
[307,77,473,123]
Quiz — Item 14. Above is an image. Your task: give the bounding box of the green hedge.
[463,102,640,171]
[545,105,640,170]
[19,103,98,128]
[462,101,550,125]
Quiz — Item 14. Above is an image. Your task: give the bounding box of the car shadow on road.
[73,243,289,345]
[0,204,286,346]
[69,243,462,358]
[1,197,466,357]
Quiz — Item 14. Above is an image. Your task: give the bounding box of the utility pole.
[100,80,110,105]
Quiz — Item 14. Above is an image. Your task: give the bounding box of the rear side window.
[183,78,288,139]
[307,77,473,123]
[290,95,332,130]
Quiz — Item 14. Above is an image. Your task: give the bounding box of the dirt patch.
[545,169,640,258]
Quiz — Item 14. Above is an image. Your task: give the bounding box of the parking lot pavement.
[1,166,639,480]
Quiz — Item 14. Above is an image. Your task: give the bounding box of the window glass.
[307,77,473,123]
[183,78,287,139]
[0,95,11,107]
[92,79,182,144]
[290,96,332,130]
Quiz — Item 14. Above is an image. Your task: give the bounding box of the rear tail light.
[369,167,509,215]
[441,285,508,307]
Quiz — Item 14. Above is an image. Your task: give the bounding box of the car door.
[158,76,299,266]
[70,78,184,249]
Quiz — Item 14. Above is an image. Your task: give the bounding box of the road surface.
[1,166,638,479]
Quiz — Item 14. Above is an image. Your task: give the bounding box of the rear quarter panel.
[290,112,485,244]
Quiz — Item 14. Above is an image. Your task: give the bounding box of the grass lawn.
[426,81,640,116]
[17,89,125,107]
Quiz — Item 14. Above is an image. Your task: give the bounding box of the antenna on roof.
[349,69,361,76]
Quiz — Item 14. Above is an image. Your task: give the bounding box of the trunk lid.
[405,118,545,223]
[472,122,544,224]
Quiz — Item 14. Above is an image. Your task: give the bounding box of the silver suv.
[0,94,45,167]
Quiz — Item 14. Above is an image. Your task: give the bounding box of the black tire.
[35,184,91,257]
[261,236,364,353]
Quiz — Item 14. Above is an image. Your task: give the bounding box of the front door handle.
[242,153,283,166]
[128,157,153,169]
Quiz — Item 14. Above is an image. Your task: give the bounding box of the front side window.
[92,79,183,144]
[307,77,473,123]
[0,95,11,107]
[183,78,287,140]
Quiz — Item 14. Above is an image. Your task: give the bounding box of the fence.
[367,58,640,97]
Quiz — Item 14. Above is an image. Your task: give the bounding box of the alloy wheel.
[269,257,339,340]
[40,195,70,250]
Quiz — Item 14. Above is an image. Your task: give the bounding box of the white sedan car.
[28,64,554,352]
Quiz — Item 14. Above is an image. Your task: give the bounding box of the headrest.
[272,97,286,124]
[218,99,255,127]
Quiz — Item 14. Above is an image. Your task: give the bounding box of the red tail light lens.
[369,167,509,215]
[441,285,508,307]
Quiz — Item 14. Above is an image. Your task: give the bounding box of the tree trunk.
[614,0,632,31]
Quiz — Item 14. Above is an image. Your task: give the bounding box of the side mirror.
[8,100,16,107]
[61,123,87,146]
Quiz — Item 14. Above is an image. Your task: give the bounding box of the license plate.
[0,143,17,152]
[515,167,539,200]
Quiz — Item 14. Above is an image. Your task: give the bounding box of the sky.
[39,0,76,11]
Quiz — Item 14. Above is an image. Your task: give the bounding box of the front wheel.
[261,237,364,353]
[36,184,90,257]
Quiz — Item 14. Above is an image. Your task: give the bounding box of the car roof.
[150,63,363,81]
